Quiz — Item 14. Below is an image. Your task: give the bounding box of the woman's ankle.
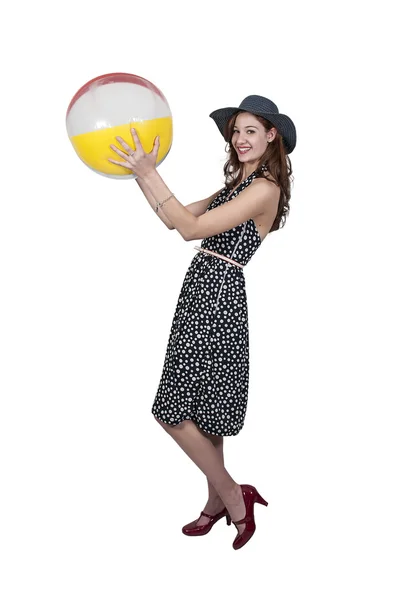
[204,496,224,511]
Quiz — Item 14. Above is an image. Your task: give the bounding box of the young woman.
[109,95,296,550]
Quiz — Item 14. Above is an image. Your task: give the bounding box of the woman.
[108,95,296,550]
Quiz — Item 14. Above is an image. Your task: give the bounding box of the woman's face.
[231,112,268,166]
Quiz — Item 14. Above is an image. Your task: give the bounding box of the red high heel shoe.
[232,484,268,550]
[182,507,232,536]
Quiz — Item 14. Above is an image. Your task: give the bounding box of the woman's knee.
[202,429,223,445]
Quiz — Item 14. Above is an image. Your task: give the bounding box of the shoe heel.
[226,514,232,526]
[255,492,268,507]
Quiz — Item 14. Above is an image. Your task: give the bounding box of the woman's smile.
[237,146,252,155]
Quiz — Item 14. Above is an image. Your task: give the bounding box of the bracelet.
[155,193,175,213]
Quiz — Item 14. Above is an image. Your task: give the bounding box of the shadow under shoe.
[182,508,232,536]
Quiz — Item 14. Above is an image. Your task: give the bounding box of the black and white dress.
[152,170,264,436]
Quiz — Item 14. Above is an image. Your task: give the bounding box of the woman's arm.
[136,177,174,229]
[142,170,278,241]
[110,131,222,234]
[136,177,222,231]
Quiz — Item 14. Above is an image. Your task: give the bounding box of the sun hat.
[209,95,296,154]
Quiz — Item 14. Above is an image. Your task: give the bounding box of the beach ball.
[66,73,173,179]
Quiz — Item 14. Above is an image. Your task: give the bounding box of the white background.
[1,0,397,598]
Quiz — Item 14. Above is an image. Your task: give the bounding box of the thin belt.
[194,245,244,269]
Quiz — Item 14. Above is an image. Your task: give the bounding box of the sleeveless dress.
[152,170,264,436]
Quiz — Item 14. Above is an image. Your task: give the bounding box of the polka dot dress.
[152,170,265,436]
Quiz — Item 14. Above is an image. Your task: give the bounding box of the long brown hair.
[223,112,294,232]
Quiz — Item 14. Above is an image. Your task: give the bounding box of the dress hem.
[151,409,243,437]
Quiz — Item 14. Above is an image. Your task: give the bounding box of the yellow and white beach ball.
[66,73,173,179]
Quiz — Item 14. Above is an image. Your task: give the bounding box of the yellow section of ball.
[69,117,173,176]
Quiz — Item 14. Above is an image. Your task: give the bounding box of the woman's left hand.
[108,128,160,179]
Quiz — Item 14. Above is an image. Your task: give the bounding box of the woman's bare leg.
[155,417,246,533]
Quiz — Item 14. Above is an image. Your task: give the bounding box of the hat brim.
[209,107,242,141]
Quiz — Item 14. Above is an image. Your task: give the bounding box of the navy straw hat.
[209,95,296,154]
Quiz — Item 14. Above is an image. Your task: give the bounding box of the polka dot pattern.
[152,170,264,436]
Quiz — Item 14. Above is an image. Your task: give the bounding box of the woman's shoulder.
[254,172,279,188]
[252,175,277,188]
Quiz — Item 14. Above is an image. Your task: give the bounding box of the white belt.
[194,246,244,269]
